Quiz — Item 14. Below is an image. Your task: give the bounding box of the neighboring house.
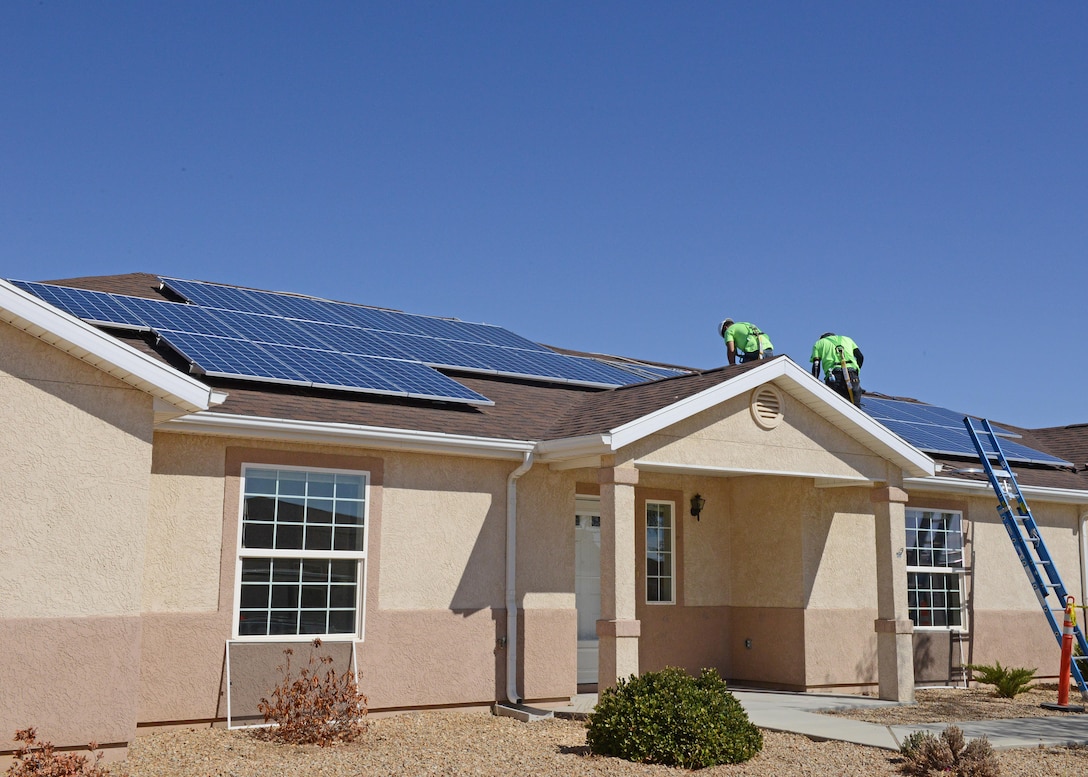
[2,272,1086,757]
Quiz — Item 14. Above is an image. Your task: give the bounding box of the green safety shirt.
[723,322,773,355]
[811,334,861,376]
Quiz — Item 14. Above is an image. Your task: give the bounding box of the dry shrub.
[255,638,368,746]
[899,725,999,777]
[5,728,109,777]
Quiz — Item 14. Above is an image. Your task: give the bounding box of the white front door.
[575,497,602,686]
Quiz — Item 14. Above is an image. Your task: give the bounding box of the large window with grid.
[645,501,675,604]
[905,508,965,629]
[236,466,368,639]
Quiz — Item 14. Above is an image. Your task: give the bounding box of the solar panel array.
[861,397,1070,467]
[11,278,686,405]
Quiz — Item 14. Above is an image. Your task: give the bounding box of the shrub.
[255,638,368,746]
[898,725,999,777]
[5,728,109,777]
[966,661,1036,698]
[585,666,763,768]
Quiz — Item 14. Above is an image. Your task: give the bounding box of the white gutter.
[906,476,1088,506]
[505,450,534,704]
[164,412,535,460]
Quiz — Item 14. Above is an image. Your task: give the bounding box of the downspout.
[505,450,534,704]
[1080,512,1088,624]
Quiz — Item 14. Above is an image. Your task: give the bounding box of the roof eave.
[0,279,217,415]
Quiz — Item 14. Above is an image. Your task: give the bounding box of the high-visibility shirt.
[811,334,861,376]
[724,322,773,355]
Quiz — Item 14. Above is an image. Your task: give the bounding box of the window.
[236,466,368,639]
[645,501,675,604]
[905,509,965,629]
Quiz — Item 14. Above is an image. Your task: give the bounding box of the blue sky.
[2,3,1085,428]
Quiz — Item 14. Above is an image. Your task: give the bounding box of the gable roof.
[0,279,222,419]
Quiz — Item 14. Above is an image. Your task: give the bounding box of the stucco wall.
[0,322,155,749]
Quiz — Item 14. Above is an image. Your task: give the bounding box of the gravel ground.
[113,688,1088,777]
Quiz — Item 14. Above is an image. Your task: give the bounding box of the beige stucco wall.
[0,322,156,750]
[629,387,889,482]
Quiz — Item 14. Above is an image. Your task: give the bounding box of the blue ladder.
[963,417,1088,700]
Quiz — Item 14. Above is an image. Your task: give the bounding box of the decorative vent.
[750,385,784,429]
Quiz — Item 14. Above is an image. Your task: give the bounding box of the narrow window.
[905,509,965,629]
[645,501,675,604]
[236,466,368,639]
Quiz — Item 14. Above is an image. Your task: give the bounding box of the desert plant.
[898,725,999,777]
[5,728,109,777]
[255,638,368,746]
[966,661,1036,698]
[585,666,763,768]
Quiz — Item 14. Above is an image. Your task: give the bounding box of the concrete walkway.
[549,689,1088,752]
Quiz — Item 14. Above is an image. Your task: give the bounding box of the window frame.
[233,463,370,642]
[644,499,676,605]
[905,508,967,632]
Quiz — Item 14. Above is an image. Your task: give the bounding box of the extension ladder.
[963,417,1088,700]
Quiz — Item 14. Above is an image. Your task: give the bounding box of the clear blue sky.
[3,2,1085,428]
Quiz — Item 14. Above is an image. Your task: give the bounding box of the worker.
[719,318,774,364]
[811,332,864,405]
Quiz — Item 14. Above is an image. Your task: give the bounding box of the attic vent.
[750,385,784,430]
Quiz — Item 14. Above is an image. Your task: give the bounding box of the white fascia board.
[163,412,536,460]
[906,475,1088,505]
[0,279,214,413]
[608,357,934,478]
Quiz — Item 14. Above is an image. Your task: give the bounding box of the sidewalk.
[550,690,1088,752]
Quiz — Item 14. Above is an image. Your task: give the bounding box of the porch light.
[690,493,706,520]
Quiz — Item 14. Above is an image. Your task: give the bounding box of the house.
[2,272,1086,758]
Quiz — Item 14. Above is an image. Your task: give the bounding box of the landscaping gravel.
[115,695,1088,777]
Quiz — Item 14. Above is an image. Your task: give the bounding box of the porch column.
[597,465,640,690]
[871,484,915,702]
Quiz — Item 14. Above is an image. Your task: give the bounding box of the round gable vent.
[750,385,784,429]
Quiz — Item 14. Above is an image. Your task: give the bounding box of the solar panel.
[861,398,1070,466]
[11,281,149,329]
[13,276,664,403]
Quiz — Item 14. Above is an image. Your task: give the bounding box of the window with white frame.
[236,466,368,639]
[645,501,675,604]
[905,508,965,629]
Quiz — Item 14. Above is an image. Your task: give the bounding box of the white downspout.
[505,450,534,704]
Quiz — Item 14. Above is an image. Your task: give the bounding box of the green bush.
[966,661,1037,698]
[585,667,763,768]
[898,725,999,777]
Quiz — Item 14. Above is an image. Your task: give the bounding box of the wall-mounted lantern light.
[690,493,706,520]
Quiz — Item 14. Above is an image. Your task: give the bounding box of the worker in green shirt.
[811,332,864,405]
[719,318,774,364]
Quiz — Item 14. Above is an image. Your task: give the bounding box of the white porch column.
[597,465,640,690]
[871,484,915,702]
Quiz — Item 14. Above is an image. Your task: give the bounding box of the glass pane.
[305,524,333,551]
[330,560,357,583]
[239,584,269,609]
[301,585,327,608]
[271,584,299,608]
[278,498,305,523]
[279,472,307,496]
[302,560,328,582]
[269,610,299,635]
[658,579,672,602]
[335,476,363,500]
[307,472,335,498]
[333,526,363,551]
[307,499,335,524]
[244,470,278,495]
[275,523,303,550]
[244,496,276,522]
[328,610,355,634]
[334,501,363,524]
[272,558,301,582]
[647,578,660,602]
[300,610,327,634]
[238,611,268,636]
[242,522,273,549]
[330,584,356,608]
[241,558,271,581]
